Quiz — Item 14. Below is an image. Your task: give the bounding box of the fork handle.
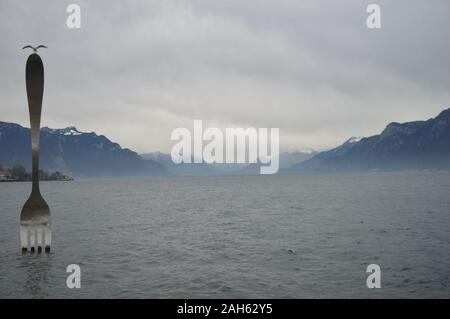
[25,53,44,193]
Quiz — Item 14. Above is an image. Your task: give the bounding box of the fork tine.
[29,226,36,253]
[37,227,43,253]
[44,225,52,252]
[20,225,28,252]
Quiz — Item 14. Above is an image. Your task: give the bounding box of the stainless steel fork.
[20,52,52,253]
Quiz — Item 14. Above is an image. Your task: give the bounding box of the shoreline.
[0,179,73,183]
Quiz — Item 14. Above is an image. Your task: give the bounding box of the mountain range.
[141,151,316,175]
[289,108,450,173]
[1,108,450,176]
[0,122,165,177]
[0,121,313,177]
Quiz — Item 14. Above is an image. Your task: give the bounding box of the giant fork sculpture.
[20,46,52,253]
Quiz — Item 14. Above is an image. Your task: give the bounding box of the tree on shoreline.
[0,163,72,181]
[10,165,30,180]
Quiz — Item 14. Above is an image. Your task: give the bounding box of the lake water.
[0,173,449,298]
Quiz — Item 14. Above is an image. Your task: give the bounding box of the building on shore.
[0,170,9,181]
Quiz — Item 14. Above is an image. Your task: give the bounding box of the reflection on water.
[19,253,54,298]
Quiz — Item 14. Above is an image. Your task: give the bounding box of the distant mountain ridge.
[0,122,165,177]
[141,150,316,175]
[290,108,450,173]
[3,108,449,177]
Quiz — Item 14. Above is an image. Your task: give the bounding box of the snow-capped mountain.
[0,122,165,176]
[290,108,450,173]
[42,126,83,136]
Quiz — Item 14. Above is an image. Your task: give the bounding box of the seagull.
[22,45,48,52]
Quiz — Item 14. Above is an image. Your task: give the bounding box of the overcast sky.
[1,0,449,153]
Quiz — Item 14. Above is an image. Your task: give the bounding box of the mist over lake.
[1,173,449,298]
